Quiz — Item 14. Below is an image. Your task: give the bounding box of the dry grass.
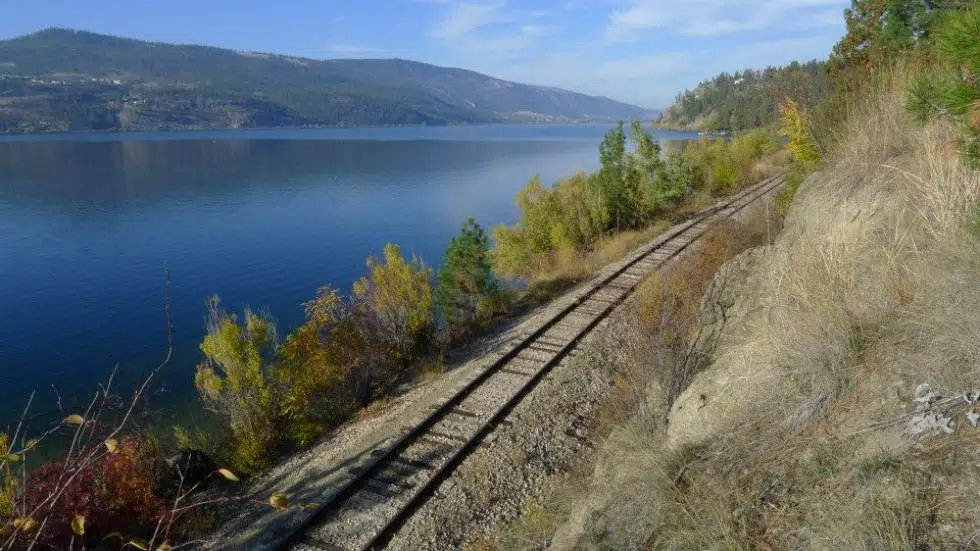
[752,148,792,181]
[550,70,980,551]
[458,447,495,506]
[582,211,779,440]
[537,221,671,284]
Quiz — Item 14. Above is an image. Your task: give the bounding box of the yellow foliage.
[353,243,433,360]
[269,492,289,510]
[194,296,281,473]
[0,433,15,518]
[492,172,603,279]
[278,310,359,444]
[779,98,821,164]
[71,514,85,536]
[217,468,239,482]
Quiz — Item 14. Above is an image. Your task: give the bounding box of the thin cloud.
[521,24,560,37]
[427,2,509,40]
[426,2,562,59]
[605,0,847,41]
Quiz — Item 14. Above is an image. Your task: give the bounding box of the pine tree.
[829,0,966,89]
[435,218,500,339]
[906,4,980,166]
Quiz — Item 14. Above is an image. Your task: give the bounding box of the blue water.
[0,125,697,423]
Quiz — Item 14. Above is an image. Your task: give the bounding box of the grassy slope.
[501,73,980,550]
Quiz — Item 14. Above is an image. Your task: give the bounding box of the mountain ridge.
[0,28,654,133]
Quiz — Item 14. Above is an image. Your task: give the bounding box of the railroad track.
[284,174,785,551]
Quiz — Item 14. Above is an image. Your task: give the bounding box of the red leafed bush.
[101,436,167,526]
[6,436,168,549]
[12,462,111,548]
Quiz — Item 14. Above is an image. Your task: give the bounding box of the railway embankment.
[207,178,783,551]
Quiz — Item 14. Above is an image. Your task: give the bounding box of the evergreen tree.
[906,4,980,166]
[435,218,500,339]
[829,0,967,89]
[596,120,667,230]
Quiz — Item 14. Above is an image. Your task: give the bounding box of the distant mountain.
[0,29,653,133]
[658,60,827,133]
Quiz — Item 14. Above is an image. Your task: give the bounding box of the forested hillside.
[0,29,651,133]
[658,60,827,132]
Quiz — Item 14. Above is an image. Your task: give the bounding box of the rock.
[666,247,780,451]
[154,449,219,498]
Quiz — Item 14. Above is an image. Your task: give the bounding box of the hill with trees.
[658,60,828,132]
[0,29,652,133]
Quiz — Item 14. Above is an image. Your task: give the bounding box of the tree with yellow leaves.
[778,98,821,165]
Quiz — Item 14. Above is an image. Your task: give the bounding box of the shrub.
[711,150,739,189]
[101,436,168,527]
[776,162,809,217]
[492,173,599,279]
[353,243,434,366]
[681,137,733,191]
[680,131,781,193]
[730,127,781,182]
[278,287,361,442]
[652,152,694,207]
[194,296,281,473]
[435,218,504,340]
[17,461,110,549]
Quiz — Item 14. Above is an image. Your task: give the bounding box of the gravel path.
[384,315,620,551]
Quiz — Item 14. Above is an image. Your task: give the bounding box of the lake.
[0,125,698,425]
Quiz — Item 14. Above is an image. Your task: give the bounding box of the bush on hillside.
[778,99,821,165]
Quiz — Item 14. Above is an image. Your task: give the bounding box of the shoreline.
[0,119,665,140]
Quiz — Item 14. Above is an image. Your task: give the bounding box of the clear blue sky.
[0,0,851,108]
